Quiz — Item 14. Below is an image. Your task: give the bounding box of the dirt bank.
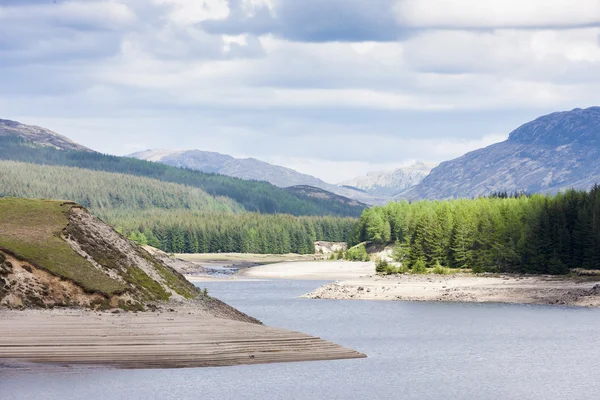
[304,273,600,307]
[0,305,365,370]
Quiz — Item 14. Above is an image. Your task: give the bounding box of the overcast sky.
[2,0,599,182]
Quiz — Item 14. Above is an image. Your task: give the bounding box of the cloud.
[2,0,600,182]
[198,0,600,43]
[201,0,406,42]
[395,0,600,29]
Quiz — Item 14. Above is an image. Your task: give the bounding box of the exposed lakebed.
[3,279,600,400]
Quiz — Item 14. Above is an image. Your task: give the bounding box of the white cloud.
[2,0,600,181]
[395,0,600,29]
[155,0,229,24]
[0,1,137,30]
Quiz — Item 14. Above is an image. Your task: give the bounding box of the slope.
[0,198,199,309]
[0,135,365,217]
[0,118,91,152]
[130,149,389,205]
[400,107,600,200]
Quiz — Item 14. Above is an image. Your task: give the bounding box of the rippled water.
[2,279,600,400]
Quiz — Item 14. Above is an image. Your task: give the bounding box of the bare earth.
[178,253,324,264]
[240,261,374,280]
[0,305,365,370]
[305,273,600,307]
[237,260,600,307]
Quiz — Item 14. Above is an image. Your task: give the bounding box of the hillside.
[339,162,436,197]
[0,135,365,217]
[0,118,91,152]
[285,185,366,208]
[130,149,388,205]
[0,160,243,213]
[400,107,600,200]
[0,198,202,309]
[0,198,365,369]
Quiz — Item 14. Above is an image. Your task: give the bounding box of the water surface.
[2,279,599,400]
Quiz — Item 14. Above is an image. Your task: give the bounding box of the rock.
[0,261,13,275]
[22,265,33,273]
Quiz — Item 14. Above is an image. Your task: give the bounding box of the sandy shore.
[0,306,365,370]
[304,273,600,307]
[240,261,374,280]
[234,260,600,307]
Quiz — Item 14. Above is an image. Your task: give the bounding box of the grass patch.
[0,198,126,295]
[123,266,170,301]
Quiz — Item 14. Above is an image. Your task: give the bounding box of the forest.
[352,187,600,274]
[0,160,355,254]
[0,136,365,217]
[102,210,356,255]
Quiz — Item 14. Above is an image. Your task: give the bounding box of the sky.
[1,0,600,183]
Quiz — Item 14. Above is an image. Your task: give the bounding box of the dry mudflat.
[237,260,600,307]
[305,272,600,307]
[240,261,373,280]
[0,305,365,370]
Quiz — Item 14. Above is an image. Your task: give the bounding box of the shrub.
[411,258,428,274]
[432,261,450,275]
[347,244,369,262]
[375,258,389,274]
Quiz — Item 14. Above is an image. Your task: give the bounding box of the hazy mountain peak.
[339,161,436,197]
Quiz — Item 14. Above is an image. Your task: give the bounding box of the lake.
[2,279,600,400]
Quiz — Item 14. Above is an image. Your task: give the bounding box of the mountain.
[339,162,436,197]
[400,107,600,200]
[285,185,367,208]
[0,132,365,217]
[129,149,388,205]
[0,118,91,152]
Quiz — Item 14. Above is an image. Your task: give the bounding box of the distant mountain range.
[0,118,91,152]
[129,149,390,205]
[338,162,436,197]
[5,105,600,208]
[400,107,600,200]
[0,118,367,218]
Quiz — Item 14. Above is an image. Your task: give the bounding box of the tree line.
[100,209,356,254]
[351,187,600,274]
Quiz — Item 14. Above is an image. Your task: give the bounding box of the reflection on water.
[2,279,600,400]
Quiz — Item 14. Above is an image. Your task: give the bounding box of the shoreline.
[224,259,600,308]
[304,273,600,307]
[0,305,365,370]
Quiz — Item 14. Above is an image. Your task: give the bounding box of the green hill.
[0,136,365,218]
[0,160,243,213]
[0,198,199,310]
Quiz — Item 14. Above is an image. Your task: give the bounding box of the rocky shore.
[304,273,600,307]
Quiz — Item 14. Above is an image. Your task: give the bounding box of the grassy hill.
[0,136,365,217]
[0,198,200,309]
[0,160,243,213]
